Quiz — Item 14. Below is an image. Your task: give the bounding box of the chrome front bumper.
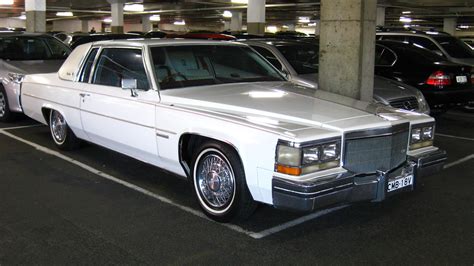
[272,148,447,212]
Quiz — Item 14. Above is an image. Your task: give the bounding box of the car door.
[80,46,160,164]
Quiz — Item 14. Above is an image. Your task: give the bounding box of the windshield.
[432,36,474,58]
[150,45,284,90]
[0,36,71,60]
[275,44,318,74]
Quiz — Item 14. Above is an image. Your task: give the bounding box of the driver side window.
[92,48,150,90]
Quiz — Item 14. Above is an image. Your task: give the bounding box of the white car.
[20,39,447,222]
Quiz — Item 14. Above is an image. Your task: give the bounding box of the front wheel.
[49,110,80,150]
[192,141,256,222]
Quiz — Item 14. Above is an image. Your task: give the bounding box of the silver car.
[243,39,431,114]
[0,32,70,121]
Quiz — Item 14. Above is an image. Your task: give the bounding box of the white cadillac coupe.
[20,39,446,222]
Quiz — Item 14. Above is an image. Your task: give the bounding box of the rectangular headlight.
[410,122,435,150]
[276,138,341,176]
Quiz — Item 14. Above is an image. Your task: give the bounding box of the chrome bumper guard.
[272,148,447,212]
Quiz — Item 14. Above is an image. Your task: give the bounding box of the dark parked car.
[70,33,141,49]
[377,31,474,66]
[243,39,430,114]
[375,40,474,111]
[144,31,167,38]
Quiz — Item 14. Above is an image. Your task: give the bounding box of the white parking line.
[443,154,474,170]
[0,129,340,239]
[1,124,43,131]
[436,133,474,141]
[249,205,349,239]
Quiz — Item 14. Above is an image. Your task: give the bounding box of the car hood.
[297,73,418,104]
[1,60,65,74]
[159,81,410,139]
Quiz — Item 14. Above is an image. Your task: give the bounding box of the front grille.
[343,124,409,173]
[389,97,419,111]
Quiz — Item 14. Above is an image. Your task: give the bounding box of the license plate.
[387,175,413,192]
[456,76,467,83]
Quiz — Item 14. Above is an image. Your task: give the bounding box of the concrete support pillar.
[230,11,242,33]
[314,20,320,35]
[376,7,385,26]
[443,18,457,35]
[81,20,89,33]
[319,0,376,102]
[247,0,265,35]
[224,21,231,31]
[25,0,46,32]
[108,0,125,33]
[142,15,151,32]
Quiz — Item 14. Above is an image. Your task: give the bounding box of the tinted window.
[251,46,283,71]
[0,36,71,60]
[80,48,99,83]
[150,45,284,90]
[93,48,149,90]
[408,36,439,51]
[375,45,397,66]
[432,36,474,58]
[275,44,318,74]
[391,45,446,65]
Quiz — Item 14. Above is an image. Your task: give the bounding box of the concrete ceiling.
[0,0,473,30]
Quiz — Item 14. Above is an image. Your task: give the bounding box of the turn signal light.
[276,164,302,176]
[426,70,451,87]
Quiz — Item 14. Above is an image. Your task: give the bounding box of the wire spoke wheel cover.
[194,148,236,214]
[50,111,67,144]
[0,91,5,117]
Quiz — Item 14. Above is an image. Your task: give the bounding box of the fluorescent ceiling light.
[399,16,412,23]
[18,14,26,20]
[402,11,411,14]
[231,0,248,3]
[308,22,316,27]
[56,12,73,17]
[103,18,112,23]
[298,16,310,23]
[0,0,13,5]
[174,20,185,25]
[459,25,470,29]
[403,24,410,28]
[124,4,144,12]
[223,10,232,18]
[150,14,160,21]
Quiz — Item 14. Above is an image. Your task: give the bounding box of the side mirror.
[121,78,138,97]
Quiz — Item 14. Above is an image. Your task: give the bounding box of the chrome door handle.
[79,93,90,97]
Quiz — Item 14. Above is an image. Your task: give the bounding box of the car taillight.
[426,70,451,87]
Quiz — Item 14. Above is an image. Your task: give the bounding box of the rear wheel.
[191,141,256,222]
[0,86,16,122]
[49,110,80,150]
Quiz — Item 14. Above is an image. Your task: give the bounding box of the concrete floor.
[0,110,473,264]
